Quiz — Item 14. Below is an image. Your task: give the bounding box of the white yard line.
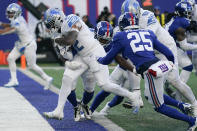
[18,68,125,131]
[0,87,54,131]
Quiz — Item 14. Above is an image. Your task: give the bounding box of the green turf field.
[43,68,197,131]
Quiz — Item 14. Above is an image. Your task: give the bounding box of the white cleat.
[188,118,197,131]
[43,111,64,120]
[44,77,53,90]
[74,105,81,121]
[81,103,92,120]
[99,102,110,116]
[4,79,19,87]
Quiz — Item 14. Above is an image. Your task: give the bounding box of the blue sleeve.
[104,43,112,52]
[151,32,174,63]
[98,33,123,65]
[182,18,190,29]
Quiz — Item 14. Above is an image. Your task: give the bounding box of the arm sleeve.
[152,33,175,63]
[98,34,123,65]
[178,38,197,50]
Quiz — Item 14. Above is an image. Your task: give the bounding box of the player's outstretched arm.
[0,27,16,35]
[115,55,135,72]
[55,31,78,46]
[0,22,11,28]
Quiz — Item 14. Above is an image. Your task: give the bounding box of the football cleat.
[4,79,19,87]
[188,117,197,131]
[43,111,64,120]
[81,103,92,119]
[74,104,81,121]
[180,103,192,115]
[99,102,110,116]
[44,77,53,90]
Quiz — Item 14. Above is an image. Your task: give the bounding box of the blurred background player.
[165,1,197,101]
[0,3,53,89]
[97,12,197,131]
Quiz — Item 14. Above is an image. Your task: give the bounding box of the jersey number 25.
[127,32,153,53]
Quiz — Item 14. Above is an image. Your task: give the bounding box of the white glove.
[65,61,82,70]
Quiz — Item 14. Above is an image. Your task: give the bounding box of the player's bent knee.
[183,65,193,72]
[7,55,15,63]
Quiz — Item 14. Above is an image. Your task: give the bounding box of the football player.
[43,8,140,120]
[44,43,96,121]
[0,3,53,89]
[90,21,143,115]
[97,12,197,131]
[122,0,197,117]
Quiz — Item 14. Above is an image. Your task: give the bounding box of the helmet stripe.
[129,13,134,25]
[106,22,109,37]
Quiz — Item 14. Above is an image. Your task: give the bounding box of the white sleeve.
[178,38,197,50]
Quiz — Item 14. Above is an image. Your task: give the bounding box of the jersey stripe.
[106,22,109,37]
[146,73,161,108]
[129,13,134,25]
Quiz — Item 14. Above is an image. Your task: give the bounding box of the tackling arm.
[0,27,16,35]
[115,55,135,72]
[55,31,78,46]
[0,22,11,28]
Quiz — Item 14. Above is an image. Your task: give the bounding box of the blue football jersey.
[168,16,190,41]
[98,29,174,71]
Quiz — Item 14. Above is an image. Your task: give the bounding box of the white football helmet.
[6,3,22,21]
[44,8,65,34]
[121,0,141,17]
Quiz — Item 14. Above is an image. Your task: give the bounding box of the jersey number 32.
[127,32,153,53]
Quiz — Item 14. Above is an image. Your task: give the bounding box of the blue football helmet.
[95,21,113,45]
[175,1,193,19]
[118,12,139,31]
[121,0,141,17]
[6,3,22,21]
[44,8,65,32]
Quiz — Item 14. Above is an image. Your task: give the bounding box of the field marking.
[18,68,125,131]
[0,87,54,131]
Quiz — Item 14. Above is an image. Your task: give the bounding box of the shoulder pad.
[65,14,80,28]
[142,11,149,16]
[147,14,157,26]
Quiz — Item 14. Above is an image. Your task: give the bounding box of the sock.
[67,90,78,107]
[82,91,94,105]
[164,94,185,112]
[10,71,17,81]
[90,90,110,112]
[155,104,195,126]
[108,95,124,108]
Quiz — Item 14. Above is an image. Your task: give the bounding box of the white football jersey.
[11,16,33,46]
[139,9,177,55]
[61,14,101,56]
